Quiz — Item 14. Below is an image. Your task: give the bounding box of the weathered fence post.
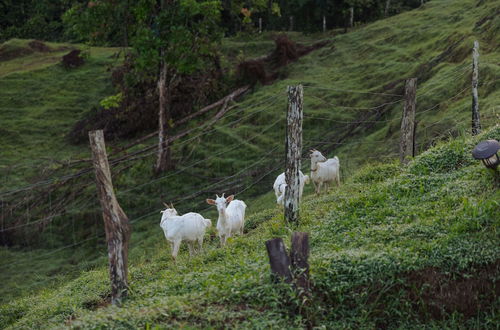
[291,232,310,293]
[471,40,481,136]
[259,17,262,34]
[265,238,292,283]
[349,7,354,28]
[89,130,131,306]
[323,15,326,33]
[399,78,417,165]
[289,16,294,31]
[285,85,303,224]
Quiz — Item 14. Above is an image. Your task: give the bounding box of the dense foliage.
[1,0,426,43]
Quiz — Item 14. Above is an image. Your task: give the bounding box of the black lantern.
[472,139,500,170]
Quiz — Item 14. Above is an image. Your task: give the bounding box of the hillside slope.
[0,0,499,320]
[1,126,499,328]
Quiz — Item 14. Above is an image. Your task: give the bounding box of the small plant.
[99,93,123,110]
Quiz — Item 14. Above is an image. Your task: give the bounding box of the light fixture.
[472,139,500,170]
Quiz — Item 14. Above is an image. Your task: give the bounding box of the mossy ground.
[0,0,499,327]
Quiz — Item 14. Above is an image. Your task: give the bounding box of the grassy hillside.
[0,0,499,324]
[1,126,499,328]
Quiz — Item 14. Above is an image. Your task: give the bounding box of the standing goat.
[206,194,246,246]
[310,149,340,195]
[273,171,310,205]
[160,203,211,261]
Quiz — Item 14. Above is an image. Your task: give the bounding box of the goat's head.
[310,149,327,162]
[160,202,178,218]
[206,193,234,213]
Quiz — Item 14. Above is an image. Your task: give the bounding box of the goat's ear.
[206,199,216,205]
[226,195,234,203]
[163,202,169,208]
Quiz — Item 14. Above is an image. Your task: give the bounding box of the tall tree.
[133,0,221,173]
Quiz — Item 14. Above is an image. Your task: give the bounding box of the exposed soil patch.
[237,34,330,85]
[62,50,85,69]
[405,260,500,319]
[28,40,51,52]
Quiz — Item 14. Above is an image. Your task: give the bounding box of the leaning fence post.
[285,85,303,224]
[471,40,481,136]
[399,78,417,165]
[89,130,131,306]
[291,232,310,293]
[265,238,293,283]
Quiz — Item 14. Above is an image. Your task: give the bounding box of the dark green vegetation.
[0,0,499,327]
[1,0,423,44]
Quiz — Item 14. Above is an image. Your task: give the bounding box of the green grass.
[1,126,499,329]
[0,0,499,326]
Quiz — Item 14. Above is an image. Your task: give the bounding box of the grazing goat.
[310,149,340,195]
[273,171,310,205]
[160,203,211,261]
[206,194,246,246]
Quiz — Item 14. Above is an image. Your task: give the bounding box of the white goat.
[310,149,340,195]
[159,203,211,261]
[273,171,310,205]
[206,194,246,246]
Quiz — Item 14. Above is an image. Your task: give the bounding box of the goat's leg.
[198,237,204,253]
[172,240,181,263]
[188,242,194,256]
[317,181,323,195]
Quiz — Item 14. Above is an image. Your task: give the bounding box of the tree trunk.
[349,7,354,28]
[155,60,174,174]
[384,0,391,17]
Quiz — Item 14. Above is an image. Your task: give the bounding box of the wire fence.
[2,52,498,279]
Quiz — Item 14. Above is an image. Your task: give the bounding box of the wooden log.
[265,238,292,283]
[290,232,310,293]
[471,40,481,136]
[89,130,131,306]
[284,85,303,224]
[399,78,417,165]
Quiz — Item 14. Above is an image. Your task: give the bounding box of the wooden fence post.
[89,130,131,306]
[471,40,481,136]
[259,17,262,34]
[289,16,294,31]
[265,238,292,283]
[399,78,417,165]
[285,85,303,224]
[291,232,310,293]
[349,7,354,28]
[323,15,326,33]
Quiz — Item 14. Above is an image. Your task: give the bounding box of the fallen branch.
[112,85,250,156]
